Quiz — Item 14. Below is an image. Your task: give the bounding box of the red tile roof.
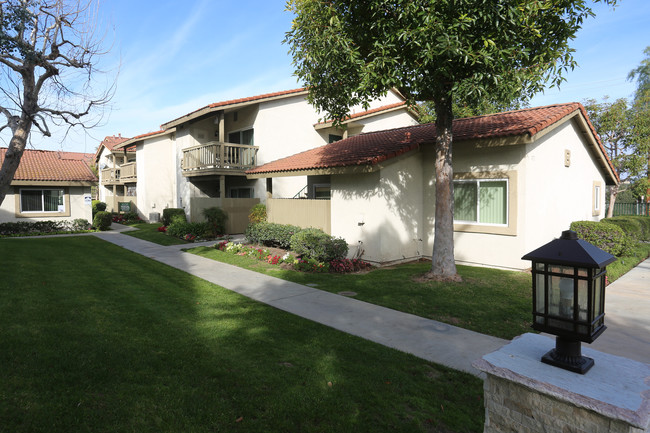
[100,135,130,151]
[315,101,410,126]
[161,88,308,129]
[247,103,618,182]
[1,148,97,182]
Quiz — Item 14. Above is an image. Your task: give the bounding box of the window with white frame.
[20,189,65,213]
[453,179,508,225]
[593,182,602,216]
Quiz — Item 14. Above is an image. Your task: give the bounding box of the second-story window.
[228,128,254,145]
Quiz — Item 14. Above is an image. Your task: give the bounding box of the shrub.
[602,216,650,242]
[329,258,373,273]
[92,200,106,218]
[202,206,228,236]
[166,215,210,241]
[71,219,91,231]
[293,257,330,273]
[93,211,113,231]
[162,208,186,226]
[570,220,633,256]
[290,228,348,262]
[245,222,302,249]
[248,204,267,224]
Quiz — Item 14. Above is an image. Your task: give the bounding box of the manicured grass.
[0,237,484,433]
[190,248,533,340]
[122,222,189,245]
[606,241,650,282]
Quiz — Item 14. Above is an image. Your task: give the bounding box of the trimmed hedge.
[0,219,90,236]
[245,222,302,249]
[162,208,186,226]
[290,228,348,262]
[166,218,211,240]
[602,216,650,242]
[570,220,632,256]
[93,211,113,231]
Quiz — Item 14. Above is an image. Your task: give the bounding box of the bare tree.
[0,0,114,206]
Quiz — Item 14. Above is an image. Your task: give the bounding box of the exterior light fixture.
[521,230,617,374]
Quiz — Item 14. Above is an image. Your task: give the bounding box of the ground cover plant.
[0,236,484,433]
[191,247,533,340]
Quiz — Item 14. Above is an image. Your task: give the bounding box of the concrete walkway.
[91,224,649,371]
[588,256,650,364]
[94,225,507,376]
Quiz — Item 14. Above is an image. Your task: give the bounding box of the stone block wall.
[483,375,648,433]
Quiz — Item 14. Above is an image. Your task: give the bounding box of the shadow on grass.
[0,237,483,433]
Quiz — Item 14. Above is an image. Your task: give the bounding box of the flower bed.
[215,241,371,274]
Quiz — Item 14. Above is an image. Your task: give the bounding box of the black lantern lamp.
[522,230,617,374]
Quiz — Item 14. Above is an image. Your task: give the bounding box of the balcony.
[100,167,120,185]
[120,162,137,182]
[182,141,258,177]
[101,162,136,185]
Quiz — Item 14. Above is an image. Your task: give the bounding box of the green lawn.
[121,222,189,245]
[190,248,533,340]
[0,237,484,433]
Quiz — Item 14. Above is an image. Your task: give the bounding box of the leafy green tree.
[285,0,617,280]
[417,98,528,124]
[583,97,649,217]
[628,46,650,107]
[0,0,113,207]
[627,46,650,208]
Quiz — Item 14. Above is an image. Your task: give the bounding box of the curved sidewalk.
[94,226,507,376]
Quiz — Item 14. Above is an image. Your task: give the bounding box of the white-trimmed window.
[593,182,602,216]
[453,179,508,225]
[20,189,65,213]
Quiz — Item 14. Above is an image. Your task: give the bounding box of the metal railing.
[611,202,649,216]
[182,141,258,173]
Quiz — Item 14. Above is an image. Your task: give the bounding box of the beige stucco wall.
[330,117,612,270]
[0,185,92,223]
[331,153,425,264]
[137,134,178,220]
[520,118,609,259]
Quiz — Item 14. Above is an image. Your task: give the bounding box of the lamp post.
[522,230,617,374]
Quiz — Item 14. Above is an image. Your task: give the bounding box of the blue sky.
[10,0,650,154]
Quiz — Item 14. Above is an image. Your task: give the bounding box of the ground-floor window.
[313,184,331,199]
[20,189,65,213]
[453,179,508,225]
[229,187,253,198]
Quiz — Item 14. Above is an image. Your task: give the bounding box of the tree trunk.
[0,123,32,207]
[606,184,619,218]
[427,93,461,281]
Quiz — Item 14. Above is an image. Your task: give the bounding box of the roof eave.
[114,128,176,150]
[161,89,310,130]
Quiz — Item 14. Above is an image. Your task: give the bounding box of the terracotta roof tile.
[100,135,130,151]
[247,103,617,181]
[316,101,410,125]
[1,148,97,182]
